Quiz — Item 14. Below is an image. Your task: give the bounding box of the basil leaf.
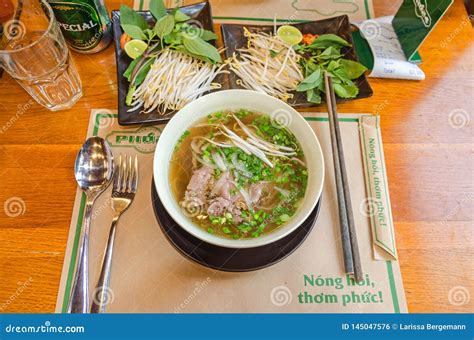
[319,46,342,60]
[183,36,221,63]
[333,82,359,98]
[182,27,217,41]
[340,59,368,79]
[306,89,322,104]
[121,24,146,40]
[164,31,183,45]
[174,9,191,22]
[144,28,156,40]
[317,79,325,92]
[297,66,322,91]
[153,14,175,39]
[301,66,321,84]
[331,67,350,82]
[311,34,351,48]
[149,0,167,20]
[173,45,212,63]
[199,29,218,41]
[120,5,148,30]
[296,82,317,92]
[327,60,340,72]
[123,55,142,81]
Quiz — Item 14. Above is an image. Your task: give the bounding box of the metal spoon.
[68,137,114,313]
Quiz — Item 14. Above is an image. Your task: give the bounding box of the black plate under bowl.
[221,15,373,107]
[151,178,321,272]
[112,2,216,126]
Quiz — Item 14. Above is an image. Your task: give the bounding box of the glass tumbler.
[0,0,82,111]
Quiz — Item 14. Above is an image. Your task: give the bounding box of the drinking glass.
[0,0,82,111]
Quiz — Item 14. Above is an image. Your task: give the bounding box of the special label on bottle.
[49,0,105,51]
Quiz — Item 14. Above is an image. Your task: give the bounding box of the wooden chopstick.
[324,72,363,282]
[324,73,353,275]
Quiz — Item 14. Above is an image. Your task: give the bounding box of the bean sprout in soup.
[170,110,308,240]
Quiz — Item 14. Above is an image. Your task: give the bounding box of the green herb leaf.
[332,67,350,82]
[296,66,322,91]
[121,24,146,40]
[311,34,351,49]
[174,9,191,22]
[306,89,322,103]
[183,36,221,63]
[327,60,340,72]
[153,14,175,39]
[319,46,342,60]
[182,27,217,41]
[198,29,218,41]
[120,5,148,30]
[333,82,359,98]
[301,66,321,84]
[149,0,167,20]
[296,82,317,92]
[173,45,213,63]
[143,28,156,40]
[339,58,368,79]
[164,31,183,45]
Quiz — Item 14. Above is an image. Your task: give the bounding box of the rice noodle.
[211,151,227,171]
[219,125,274,167]
[231,153,252,178]
[129,49,227,114]
[246,139,294,157]
[290,157,306,167]
[193,152,215,169]
[193,115,301,170]
[232,114,295,153]
[238,187,253,210]
[195,136,233,149]
[190,138,203,154]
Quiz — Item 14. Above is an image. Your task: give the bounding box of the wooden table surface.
[0,0,472,313]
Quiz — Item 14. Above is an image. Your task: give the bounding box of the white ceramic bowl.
[153,90,324,249]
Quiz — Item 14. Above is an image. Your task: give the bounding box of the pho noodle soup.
[170,110,308,240]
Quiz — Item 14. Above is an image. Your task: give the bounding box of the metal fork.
[90,154,138,313]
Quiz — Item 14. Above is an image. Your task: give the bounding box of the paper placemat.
[134,0,374,23]
[55,110,407,313]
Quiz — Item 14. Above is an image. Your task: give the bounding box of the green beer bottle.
[47,0,112,53]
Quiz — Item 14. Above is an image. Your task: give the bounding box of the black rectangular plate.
[221,15,373,107]
[112,2,217,126]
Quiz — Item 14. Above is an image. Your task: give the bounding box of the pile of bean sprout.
[227,28,303,101]
[128,49,226,114]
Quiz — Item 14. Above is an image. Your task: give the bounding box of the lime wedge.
[124,39,148,59]
[277,25,303,45]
